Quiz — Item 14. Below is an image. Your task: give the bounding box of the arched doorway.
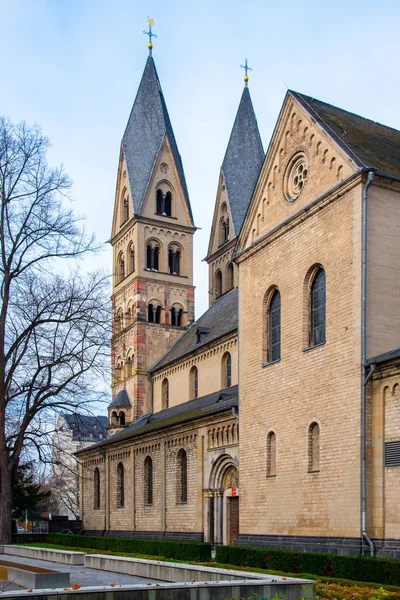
[206,454,239,545]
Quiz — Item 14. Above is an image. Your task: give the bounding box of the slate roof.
[291,91,400,177]
[149,288,238,373]
[63,413,108,442]
[77,385,238,452]
[122,56,193,221]
[109,388,132,408]
[222,87,265,235]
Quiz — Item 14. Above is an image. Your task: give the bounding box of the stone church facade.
[78,54,400,557]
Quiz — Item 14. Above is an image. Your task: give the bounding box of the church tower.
[110,45,195,425]
[206,69,264,305]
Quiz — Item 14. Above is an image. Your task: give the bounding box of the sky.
[1,0,400,318]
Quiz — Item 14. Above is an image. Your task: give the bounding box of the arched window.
[94,467,100,509]
[148,303,161,324]
[309,422,320,471]
[123,197,129,222]
[310,268,326,347]
[156,189,163,214]
[126,351,134,377]
[121,189,129,225]
[223,219,229,242]
[111,411,118,426]
[146,243,160,271]
[190,366,198,399]
[117,462,124,507]
[267,431,276,477]
[118,254,125,283]
[144,456,153,505]
[168,245,181,276]
[226,263,234,291]
[128,244,135,274]
[162,378,169,409]
[268,289,281,363]
[156,189,172,217]
[115,358,124,382]
[115,308,123,334]
[177,449,187,503]
[165,191,172,217]
[119,411,125,426]
[222,352,232,388]
[171,306,184,327]
[215,270,222,298]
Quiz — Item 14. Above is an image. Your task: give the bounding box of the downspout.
[361,170,375,557]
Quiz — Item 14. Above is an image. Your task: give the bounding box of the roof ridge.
[290,90,400,134]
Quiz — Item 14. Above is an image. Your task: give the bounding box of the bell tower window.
[168,244,182,276]
[146,242,160,271]
[156,188,173,217]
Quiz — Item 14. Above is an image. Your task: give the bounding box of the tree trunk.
[0,454,12,544]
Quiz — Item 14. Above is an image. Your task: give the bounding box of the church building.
[78,39,400,557]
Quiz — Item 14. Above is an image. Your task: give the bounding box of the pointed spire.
[222,86,264,235]
[121,57,193,222]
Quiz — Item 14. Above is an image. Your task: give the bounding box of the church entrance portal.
[206,454,239,545]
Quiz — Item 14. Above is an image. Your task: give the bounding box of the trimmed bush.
[49,533,211,562]
[216,545,400,586]
[12,533,48,544]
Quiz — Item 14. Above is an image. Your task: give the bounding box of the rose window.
[285,154,309,202]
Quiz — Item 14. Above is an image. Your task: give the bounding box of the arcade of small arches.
[114,239,184,285]
[110,410,127,428]
[113,300,185,334]
[114,350,134,382]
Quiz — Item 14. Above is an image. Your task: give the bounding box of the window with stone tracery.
[156,188,172,217]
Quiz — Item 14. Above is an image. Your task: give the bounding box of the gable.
[140,136,194,228]
[237,94,357,253]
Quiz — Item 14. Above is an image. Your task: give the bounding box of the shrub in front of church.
[49,533,211,562]
[216,546,400,585]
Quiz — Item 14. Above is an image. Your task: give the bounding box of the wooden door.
[229,496,239,545]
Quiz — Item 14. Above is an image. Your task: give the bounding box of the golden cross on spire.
[143,17,158,56]
[240,58,253,86]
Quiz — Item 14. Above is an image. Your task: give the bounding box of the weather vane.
[143,17,158,55]
[240,58,253,86]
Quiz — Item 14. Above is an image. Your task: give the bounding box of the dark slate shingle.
[63,413,108,442]
[77,385,238,451]
[149,288,238,373]
[222,87,265,235]
[109,388,131,408]
[122,56,193,222]
[291,91,400,176]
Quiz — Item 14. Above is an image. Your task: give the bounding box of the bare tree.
[0,117,110,543]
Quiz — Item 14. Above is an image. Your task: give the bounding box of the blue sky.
[2,0,400,317]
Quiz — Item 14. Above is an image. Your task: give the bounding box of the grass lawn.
[23,543,400,600]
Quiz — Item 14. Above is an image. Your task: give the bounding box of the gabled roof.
[77,385,238,452]
[222,87,265,235]
[149,288,238,373]
[290,91,400,176]
[109,388,131,408]
[62,413,108,442]
[122,56,193,221]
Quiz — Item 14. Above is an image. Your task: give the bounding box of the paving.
[0,554,158,591]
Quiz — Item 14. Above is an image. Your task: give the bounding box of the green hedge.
[216,545,400,586]
[12,533,48,544]
[49,533,211,562]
